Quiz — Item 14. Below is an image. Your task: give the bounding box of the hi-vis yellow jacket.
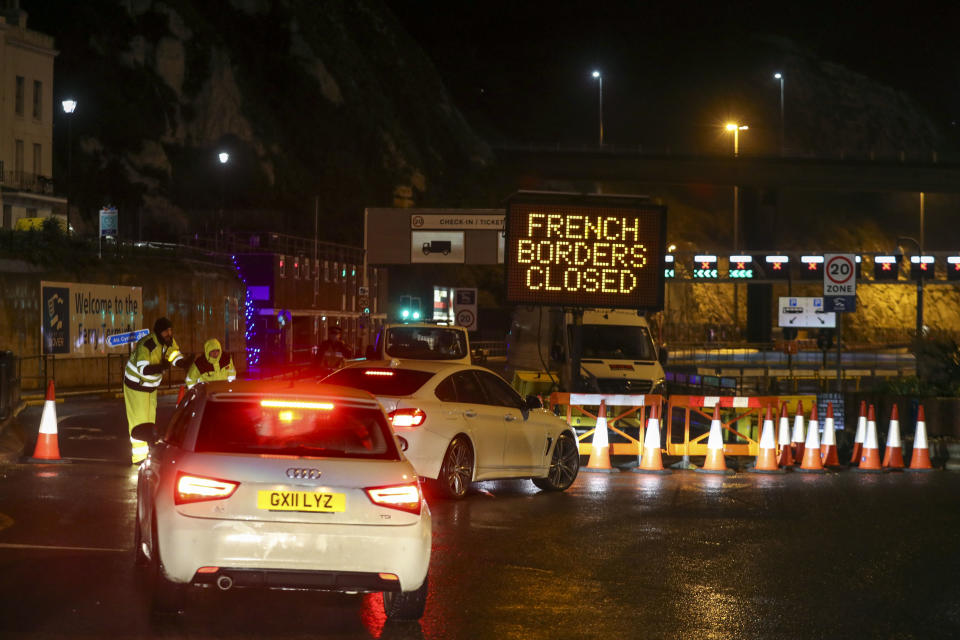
[124,332,186,392]
[185,338,237,389]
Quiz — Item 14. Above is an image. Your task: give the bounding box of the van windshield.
[384,327,468,361]
[574,324,658,360]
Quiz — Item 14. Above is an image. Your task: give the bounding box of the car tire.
[149,515,184,615]
[533,432,580,492]
[435,435,473,499]
[383,573,428,620]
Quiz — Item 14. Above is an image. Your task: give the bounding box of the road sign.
[107,328,149,348]
[454,287,477,331]
[824,253,857,312]
[778,297,836,328]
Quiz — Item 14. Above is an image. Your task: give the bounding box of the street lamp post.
[592,70,603,146]
[774,72,784,155]
[61,99,77,235]
[725,123,748,250]
[217,152,229,249]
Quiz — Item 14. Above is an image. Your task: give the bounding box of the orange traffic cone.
[907,404,934,472]
[854,404,884,473]
[634,404,671,474]
[791,400,806,464]
[820,402,842,468]
[849,400,866,466]
[797,402,826,473]
[583,400,618,473]
[176,384,186,406]
[26,380,68,463]
[749,405,784,474]
[696,404,734,475]
[777,401,794,468]
[882,404,905,470]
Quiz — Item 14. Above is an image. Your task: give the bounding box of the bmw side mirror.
[131,423,158,444]
[395,435,409,451]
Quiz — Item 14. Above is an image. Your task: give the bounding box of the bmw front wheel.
[533,433,580,491]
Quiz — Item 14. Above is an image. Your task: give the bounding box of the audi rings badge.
[286,468,322,480]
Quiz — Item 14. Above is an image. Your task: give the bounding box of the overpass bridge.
[494,146,960,193]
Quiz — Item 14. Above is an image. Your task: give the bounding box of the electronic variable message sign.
[728,255,754,279]
[505,193,666,309]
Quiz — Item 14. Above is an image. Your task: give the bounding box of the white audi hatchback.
[324,361,580,499]
[133,380,431,619]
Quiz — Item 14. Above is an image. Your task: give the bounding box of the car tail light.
[365,483,422,515]
[388,408,426,428]
[364,369,394,376]
[175,472,240,505]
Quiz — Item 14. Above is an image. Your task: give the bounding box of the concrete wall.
[0,257,245,390]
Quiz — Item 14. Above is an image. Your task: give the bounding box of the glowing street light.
[591,70,603,146]
[725,122,748,157]
[62,99,78,235]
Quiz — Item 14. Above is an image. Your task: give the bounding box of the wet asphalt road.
[1,398,959,639]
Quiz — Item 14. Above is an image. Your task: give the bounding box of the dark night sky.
[388,1,960,149]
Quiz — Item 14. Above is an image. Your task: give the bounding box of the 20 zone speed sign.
[824,254,855,294]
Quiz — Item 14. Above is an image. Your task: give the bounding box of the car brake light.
[364,370,394,376]
[388,408,426,427]
[365,483,422,515]
[261,400,334,410]
[175,472,240,505]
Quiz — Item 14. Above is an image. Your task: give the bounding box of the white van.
[506,307,666,395]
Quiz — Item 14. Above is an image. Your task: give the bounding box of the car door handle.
[463,409,477,418]
[504,414,518,422]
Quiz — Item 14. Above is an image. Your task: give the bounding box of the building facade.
[0,3,63,230]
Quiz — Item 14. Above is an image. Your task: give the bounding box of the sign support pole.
[836,312,843,392]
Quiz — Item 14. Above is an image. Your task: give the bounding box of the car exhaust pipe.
[216,575,234,591]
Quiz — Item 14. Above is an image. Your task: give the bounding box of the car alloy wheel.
[534,433,580,491]
[438,436,473,499]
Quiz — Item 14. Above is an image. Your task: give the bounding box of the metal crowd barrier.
[549,392,666,457]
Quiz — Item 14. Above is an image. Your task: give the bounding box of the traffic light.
[399,295,412,320]
[948,257,960,281]
[910,255,935,281]
[664,254,675,279]
[398,295,422,321]
[873,255,899,281]
[728,255,754,279]
[764,255,790,280]
[410,297,422,320]
[799,255,823,280]
[692,255,718,279]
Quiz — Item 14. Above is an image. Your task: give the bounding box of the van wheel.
[533,433,580,491]
[435,436,473,499]
[383,574,428,620]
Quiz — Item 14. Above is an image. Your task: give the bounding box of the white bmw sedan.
[133,380,431,619]
[324,362,580,499]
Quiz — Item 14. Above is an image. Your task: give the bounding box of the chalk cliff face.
[36,0,491,243]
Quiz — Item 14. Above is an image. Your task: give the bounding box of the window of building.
[15,76,24,116]
[32,80,42,120]
[33,144,41,177]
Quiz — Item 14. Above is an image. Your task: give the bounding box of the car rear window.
[324,368,435,396]
[194,398,399,459]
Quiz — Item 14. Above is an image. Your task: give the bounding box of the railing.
[1,170,55,195]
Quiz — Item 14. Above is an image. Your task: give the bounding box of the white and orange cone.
[696,404,734,475]
[583,400,618,473]
[907,404,934,472]
[820,402,841,468]
[791,400,806,464]
[849,400,866,466]
[749,405,784,474]
[797,402,826,473]
[882,404,905,470]
[854,404,884,473]
[27,380,68,463]
[777,401,794,468]
[634,404,671,474]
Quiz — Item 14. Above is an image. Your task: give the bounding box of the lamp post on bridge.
[591,70,604,146]
[62,99,77,235]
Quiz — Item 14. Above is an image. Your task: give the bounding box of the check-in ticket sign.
[505,194,666,309]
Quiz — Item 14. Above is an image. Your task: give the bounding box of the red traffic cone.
[750,405,784,474]
[791,400,806,464]
[855,404,884,473]
[820,402,841,468]
[176,384,186,406]
[777,401,794,468]
[696,404,734,475]
[27,381,68,464]
[882,404,905,470]
[797,403,826,473]
[907,404,934,472]
[849,400,866,465]
[635,405,671,474]
[583,400,618,473]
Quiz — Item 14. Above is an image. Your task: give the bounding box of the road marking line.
[0,543,126,553]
